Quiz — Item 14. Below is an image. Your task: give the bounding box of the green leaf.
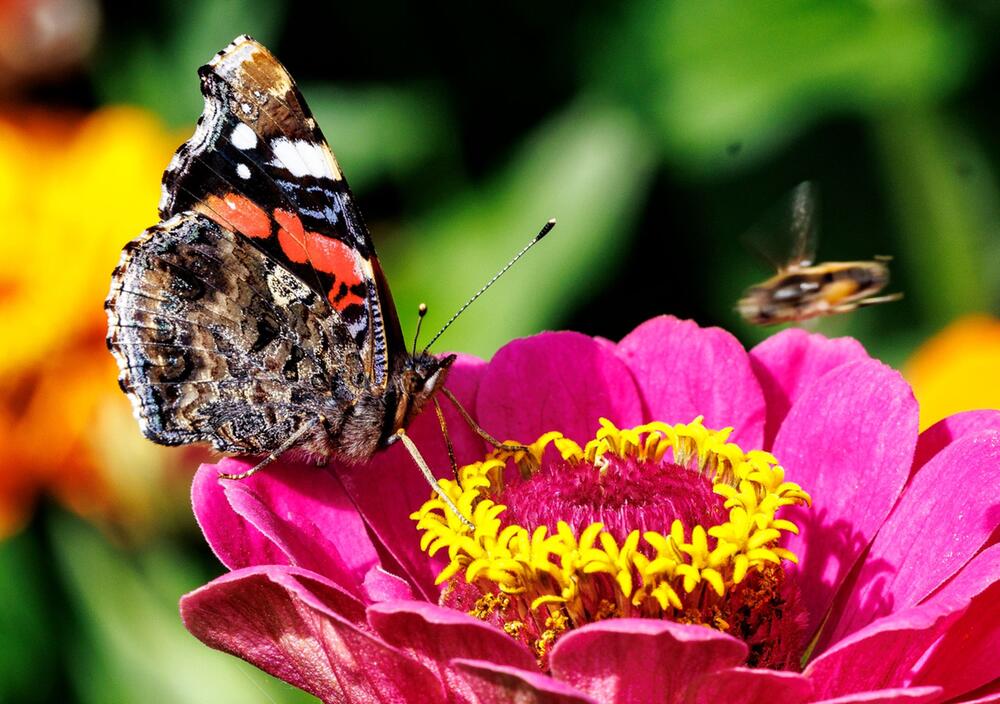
[874,107,996,325]
[49,512,315,704]
[303,83,453,192]
[592,0,973,174]
[382,99,656,358]
[0,530,58,703]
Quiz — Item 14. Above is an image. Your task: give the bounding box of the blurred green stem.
[49,512,314,704]
[873,107,990,324]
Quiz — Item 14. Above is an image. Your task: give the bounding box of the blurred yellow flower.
[0,107,198,538]
[904,315,1000,430]
[0,107,173,374]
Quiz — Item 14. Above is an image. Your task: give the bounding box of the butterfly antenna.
[412,303,428,357]
[423,218,556,352]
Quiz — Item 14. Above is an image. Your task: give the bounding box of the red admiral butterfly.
[106,36,546,493]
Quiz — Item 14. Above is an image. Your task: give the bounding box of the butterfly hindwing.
[158,35,403,388]
[106,212,369,455]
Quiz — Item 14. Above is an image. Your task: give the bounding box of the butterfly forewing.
[159,34,403,388]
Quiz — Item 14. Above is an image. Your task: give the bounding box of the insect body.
[738,259,901,325]
[737,182,902,326]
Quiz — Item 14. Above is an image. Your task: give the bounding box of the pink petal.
[192,459,379,597]
[912,584,1000,702]
[192,462,289,569]
[180,566,444,703]
[451,659,598,704]
[811,687,943,704]
[922,544,1000,609]
[362,566,416,602]
[828,431,1000,642]
[686,667,814,704]
[951,679,1000,703]
[477,331,644,445]
[337,353,486,601]
[805,546,1000,699]
[912,409,1000,474]
[367,600,537,677]
[548,619,747,704]
[774,359,919,637]
[909,546,1000,701]
[594,335,617,352]
[749,328,869,448]
[617,316,766,449]
[805,604,958,701]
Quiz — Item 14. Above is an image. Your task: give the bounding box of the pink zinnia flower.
[180,316,1000,703]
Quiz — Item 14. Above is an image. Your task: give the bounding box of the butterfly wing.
[107,212,368,455]
[740,181,820,274]
[159,34,404,389]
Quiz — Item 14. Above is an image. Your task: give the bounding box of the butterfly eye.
[401,370,426,395]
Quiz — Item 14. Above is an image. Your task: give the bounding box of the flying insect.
[737,182,902,326]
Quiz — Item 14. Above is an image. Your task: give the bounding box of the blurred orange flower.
[0,107,199,538]
[904,314,1000,430]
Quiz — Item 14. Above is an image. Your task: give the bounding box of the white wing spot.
[230,123,257,150]
[236,163,251,180]
[269,137,339,179]
[266,267,308,307]
[346,317,366,338]
[241,102,252,115]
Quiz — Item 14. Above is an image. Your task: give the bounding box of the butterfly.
[106,35,459,480]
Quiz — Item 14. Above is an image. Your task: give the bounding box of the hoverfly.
[737,182,902,326]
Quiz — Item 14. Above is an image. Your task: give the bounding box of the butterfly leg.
[440,387,529,454]
[218,417,320,480]
[433,397,459,480]
[395,429,473,529]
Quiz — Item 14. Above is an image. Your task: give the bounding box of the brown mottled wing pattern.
[106,212,367,454]
[158,34,404,388]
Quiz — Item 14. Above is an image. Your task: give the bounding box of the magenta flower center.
[500,455,726,543]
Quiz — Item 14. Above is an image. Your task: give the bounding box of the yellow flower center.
[411,417,811,669]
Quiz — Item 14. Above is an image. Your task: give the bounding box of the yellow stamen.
[411,417,811,662]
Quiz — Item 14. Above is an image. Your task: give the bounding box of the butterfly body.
[106,35,452,465]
